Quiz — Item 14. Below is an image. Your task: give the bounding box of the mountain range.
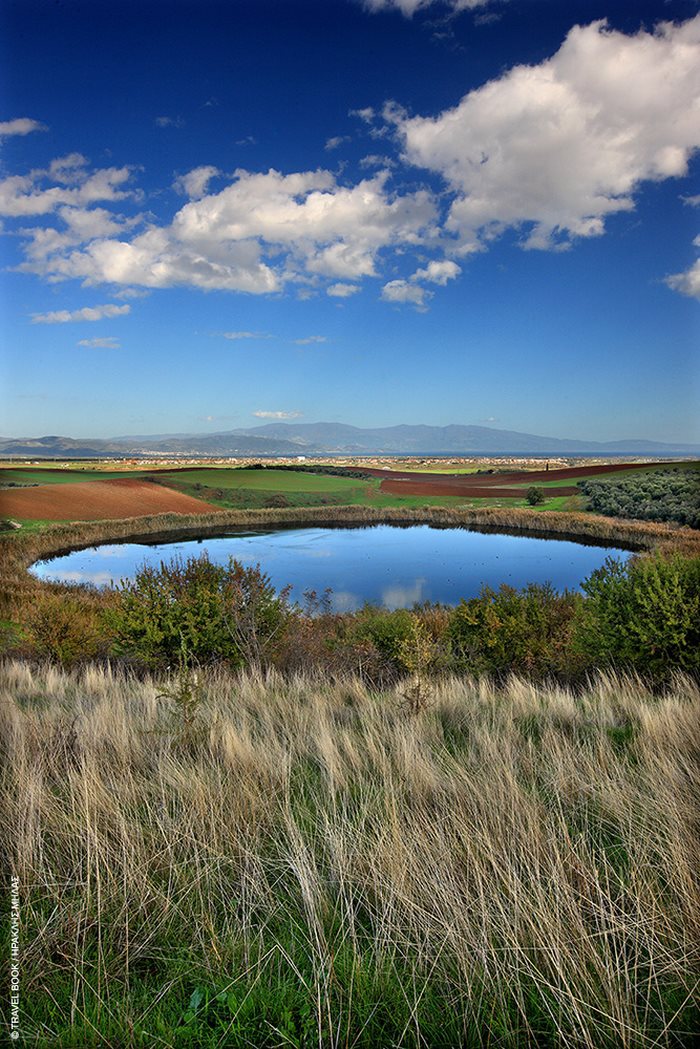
[1,423,698,458]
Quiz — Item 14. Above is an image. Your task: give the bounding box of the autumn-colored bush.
[25,590,114,668]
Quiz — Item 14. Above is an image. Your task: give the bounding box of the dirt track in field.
[0,478,219,521]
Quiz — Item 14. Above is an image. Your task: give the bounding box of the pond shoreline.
[2,505,699,610]
[30,522,639,608]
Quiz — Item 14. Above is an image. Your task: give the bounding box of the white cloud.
[327,282,361,297]
[363,1,492,17]
[394,15,700,251]
[665,259,700,300]
[325,136,350,151]
[381,279,430,307]
[174,165,221,199]
[31,225,279,293]
[155,115,184,128]
[48,153,88,184]
[19,166,436,293]
[0,162,134,217]
[293,335,327,345]
[31,303,131,324]
[220,330,272,340]
[349,107,375,123]
[19,205,140,265]
[359,154,394,169]
[77,336,120,348]
[411,259,461,284]
[252,410,303,419]
[113,287,150,300]
[0,117,47,137]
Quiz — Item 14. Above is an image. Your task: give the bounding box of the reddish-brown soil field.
[0,478,218,521]
[360,461,675,498]
[379,479,580,498]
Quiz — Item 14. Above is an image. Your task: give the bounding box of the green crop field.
[155,468,574,514]
[158,467,369,493]
[0,467,135,487]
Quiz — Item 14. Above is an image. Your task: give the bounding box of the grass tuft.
[2,662,699,1046]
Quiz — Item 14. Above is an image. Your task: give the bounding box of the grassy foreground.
[2,662,699,1047]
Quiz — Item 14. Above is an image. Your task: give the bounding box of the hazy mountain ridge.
[1,423,698,458]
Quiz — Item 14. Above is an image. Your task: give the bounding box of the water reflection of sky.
[30,525,632,612]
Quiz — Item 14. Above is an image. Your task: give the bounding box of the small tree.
[157,636,205,741]
[526,486,545,506]
[396,618,439,714]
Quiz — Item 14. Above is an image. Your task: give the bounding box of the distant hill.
[237,422,700,455]
[1,424,698,458]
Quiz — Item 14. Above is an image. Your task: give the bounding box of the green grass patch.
[157,467,373,493]
[0,467,135,487]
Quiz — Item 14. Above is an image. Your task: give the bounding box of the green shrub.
[574,553,700,675]
[106,554,291,669]
[526,487,545,506]
[350,607,415,663]
[448,583,581,679]
[579,468,700,527]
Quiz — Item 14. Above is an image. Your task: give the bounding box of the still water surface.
[30,525,632,611]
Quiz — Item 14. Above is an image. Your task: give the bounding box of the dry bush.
[23,590,114,667]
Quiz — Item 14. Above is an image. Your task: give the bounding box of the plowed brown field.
[365,461,669,499]
[379,479,580,498]
[0,478,218,521]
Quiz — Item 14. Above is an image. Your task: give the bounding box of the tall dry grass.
[2,661,698,1046]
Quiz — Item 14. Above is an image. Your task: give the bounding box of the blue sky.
[1,0,698,443]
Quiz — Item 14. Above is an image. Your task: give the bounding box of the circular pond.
[30,524,633,611]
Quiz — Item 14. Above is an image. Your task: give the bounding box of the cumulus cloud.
[155,115,184,128]
[381,279,430,307]
[76,336,120,348]
[293,335,327,344]
[665,258,700,300]
[31,303,131,324]
[327,282,361,297]
[252,409,303,419]
[17,166,436,294]
[379,257,459,308]
[0,160,134,217]
[48,153,88,184]
[0,117,47,137]
[393,15,700,251]
[411,259,461,284]
[19,205,140,265]
[174,165,221,199]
